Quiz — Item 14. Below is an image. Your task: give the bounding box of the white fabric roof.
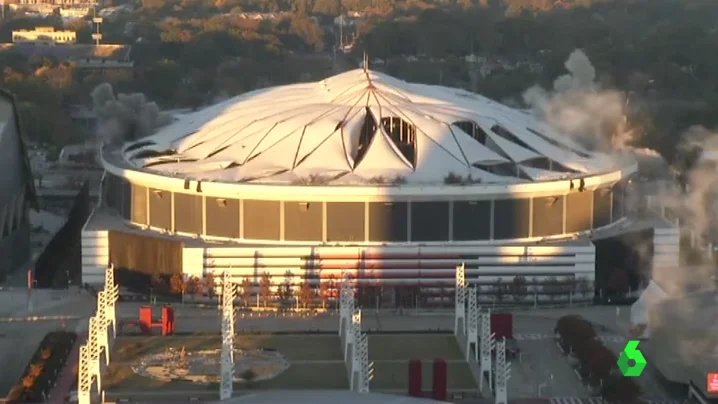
[125,69,616,184]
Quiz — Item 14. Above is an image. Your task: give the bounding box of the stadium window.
[490,125,539,153]
[354,108,377,165]
[381,116,416,166]
[453,121,487,144]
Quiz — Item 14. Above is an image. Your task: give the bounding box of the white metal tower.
[349,308,362,391]
[92,5,103,45]
[454,263,467,336]
[466,287,479,361]
[479,309,495,391]
[357,333,373,393]
[96,290,110,365]
[77,345,91,404]
[494,337,511,404]
[220,271,236,400]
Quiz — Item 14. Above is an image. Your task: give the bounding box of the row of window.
[103,174,626,243]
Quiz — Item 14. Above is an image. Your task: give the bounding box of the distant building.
[0,43,134,77]
[59,7,90,18]
[12,27,77,45]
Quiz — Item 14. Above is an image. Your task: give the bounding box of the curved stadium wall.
[101,156,630,245]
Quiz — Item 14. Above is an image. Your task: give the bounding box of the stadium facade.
[0,89,36,281]
[81,69,677,306]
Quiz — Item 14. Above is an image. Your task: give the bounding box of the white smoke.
[92,83,172,146]
[523,49,631,153]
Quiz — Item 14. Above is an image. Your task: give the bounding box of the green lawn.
[112,334,343,362]
[370,362,477,390]
[368,335,463,361]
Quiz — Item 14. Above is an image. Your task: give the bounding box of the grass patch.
[112,334,343,363]
[368,335,463,361]
[104,362,348,391]
[371,362,477,390]
[250,363,348,389]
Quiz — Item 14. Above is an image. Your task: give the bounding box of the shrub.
[40,348,52,360]
[7,331,78,404]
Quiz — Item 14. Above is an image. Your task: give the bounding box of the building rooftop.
[120,69,625,186]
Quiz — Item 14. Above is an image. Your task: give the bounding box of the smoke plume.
[92,83,171,146]
[523,49,631,153]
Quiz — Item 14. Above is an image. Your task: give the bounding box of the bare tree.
[542,276,562,302]
[298,280,314,309]
[575,277,591,298]
[493,278,506,303]
[204,273,216,301]
[241,278,253,308]
[510,275,528,302]
[259,272,271,307]
[319,276,331,309]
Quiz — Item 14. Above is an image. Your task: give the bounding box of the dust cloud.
[92,83,172,146]
[525,50,717,344]
[523,49,631,153]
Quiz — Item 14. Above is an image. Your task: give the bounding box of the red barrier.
[408,359,423,397]
[162,306,175,336]
[139,306,152,332]
[432,358,448,401]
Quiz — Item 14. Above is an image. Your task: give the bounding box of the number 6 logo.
[617,340,647,377]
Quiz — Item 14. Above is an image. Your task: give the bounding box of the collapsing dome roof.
[124,69,618,185]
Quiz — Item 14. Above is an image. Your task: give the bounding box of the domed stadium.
[123,69,615,185]
[83,69,648,305]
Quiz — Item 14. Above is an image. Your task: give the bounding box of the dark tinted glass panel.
[174,193,202,234]
[148,188,171,230]
[532,196,564,237]
[327,202,365,242]
[453,201,491,241]
[284,201,322,241]
[493,199,530,239]
[368,202,407,242]
[593,187,612,228]
[119,179,131,219]
[206,197,240,238]
[411,202,449,241]
[612,181,624,220]
[566,191,592,233]
[244,200,280,240]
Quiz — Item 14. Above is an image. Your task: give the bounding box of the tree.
[170,274,186,300]
[493,278,506,303]
[541,276,562,301]
[185,276,200,301]
[204,273,216,301]
[276,283,292,309]
[298,280,314,309]
[575,277,591,299]
[151,274,165,294]
[259,272,271,307]
[319,276,331,309]
[509,275,528,302]
[241,278,253,308]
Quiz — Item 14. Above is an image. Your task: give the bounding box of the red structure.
[491,313,514,339]
[432,358,448,401]
[408,359,423,397]
[124,305,176,336]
